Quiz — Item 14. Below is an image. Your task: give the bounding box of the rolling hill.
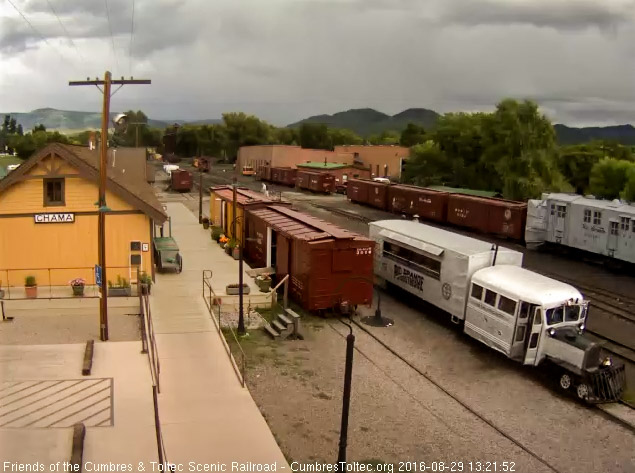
[0,108,221,132]
[288,107,441,136]
[553,124,635,146]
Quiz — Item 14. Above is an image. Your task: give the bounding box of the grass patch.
[314,391,332,400]
[0,155,22,167]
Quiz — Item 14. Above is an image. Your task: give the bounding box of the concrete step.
[263,323,279,339]
[278,313,292,326]
[285,308,301,320]
[272,320,287,333]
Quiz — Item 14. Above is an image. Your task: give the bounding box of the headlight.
[549,328,556,337]
[578,323,585,332]
[602,357,612,367]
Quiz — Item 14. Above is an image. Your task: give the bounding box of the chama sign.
[34,213,75,224]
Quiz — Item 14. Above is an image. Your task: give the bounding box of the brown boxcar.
[244,205,374,312]
[270,167,297,186]
[446,194,527,240]
[388,184,449,222]
[297,170,335,193]
[257,164,271,181]
[170,169,192,192]
[346,178,390,210]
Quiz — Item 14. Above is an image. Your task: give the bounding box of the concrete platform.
[0,341,157,465]
[149,202,288,465]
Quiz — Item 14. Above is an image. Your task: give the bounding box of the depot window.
[383,241,441,279]
[44,178,65,206]
[593,211,602,225]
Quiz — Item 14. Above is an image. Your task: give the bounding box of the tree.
[223,112,273,160]
[329,128,363,146]
[589,158,635,200]
[32,124,46,133]
[400,123,427,147]
[16,124,23,136]
[8,118,17,134]
[402,142,452,186]
[621,165,635,201]
[368,130,400,145]
[274,127,298,146]
[298,123,331,150]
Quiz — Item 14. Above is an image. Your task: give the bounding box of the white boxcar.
[369,220,524,321]
[526,193,635,264]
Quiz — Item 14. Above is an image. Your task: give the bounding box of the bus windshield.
[546,305,581,325]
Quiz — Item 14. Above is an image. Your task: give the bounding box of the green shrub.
[25,275,36,287]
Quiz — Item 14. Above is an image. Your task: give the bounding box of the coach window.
[498,295,517,316]
[593,211,602,225]
[515,325,526,342]
[471,284,483,300]
[519,301,530,319]
[383,241,441,279]
[484,289,497,307]
[534,309,542,325]
[583,209,591,223]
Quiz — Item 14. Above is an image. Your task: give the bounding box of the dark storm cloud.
[441,0,635,31]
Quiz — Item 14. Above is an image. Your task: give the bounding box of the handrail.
[202,271,246,387]
[271,274,289,310]
[140,291,160,392]
[152,385,169,466]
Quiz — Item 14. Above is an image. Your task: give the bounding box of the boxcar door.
[553,204,567,243]
[276,235,290,279]
[607,220,619,255]
[523,307,543,366]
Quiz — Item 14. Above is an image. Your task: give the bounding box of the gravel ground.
[0,313,141,345]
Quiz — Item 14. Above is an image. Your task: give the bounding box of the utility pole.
[69,72,151,341]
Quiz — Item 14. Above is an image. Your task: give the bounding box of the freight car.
[388,184,448,222]
[270,167,297,186]
[526,193,635,265]
[296,170,335,193]
[370,220,624,402]
[244,205,374,312]
[170,169,192,192]
[446,194,527,241]
[257,164,272,182]
[346,178,390,210]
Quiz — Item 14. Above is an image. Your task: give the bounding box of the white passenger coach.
[369,220,625,402]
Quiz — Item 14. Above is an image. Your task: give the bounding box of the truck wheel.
[559,373,572,390]
[576,383,590,400]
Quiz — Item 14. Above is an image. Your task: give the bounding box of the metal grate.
[587,364,625,403]
[0,378,113,428]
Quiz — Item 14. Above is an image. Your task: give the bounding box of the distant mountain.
[288,107,441,136]
[554,124,635,146]
[0,108,221,132]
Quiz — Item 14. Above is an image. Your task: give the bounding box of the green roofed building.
[427,186,502,198]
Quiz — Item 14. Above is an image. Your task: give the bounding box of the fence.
[0,266,142,300]
[138,290,168,465]
[202,270,246,387]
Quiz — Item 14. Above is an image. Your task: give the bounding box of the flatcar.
[526,193,635,266]
[370,219,625,402]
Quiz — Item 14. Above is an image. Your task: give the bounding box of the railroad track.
[327,318,566,473]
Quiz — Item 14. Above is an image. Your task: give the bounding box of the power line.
[45,0,85,64]
[103,0,119,72]
[128,0,135,76]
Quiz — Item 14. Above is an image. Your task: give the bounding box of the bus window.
[498,295,517,316]
[515,325,526,342]
[484,289,497,306]
[519,301,530,319]
[546,306,564,325]
[471,284,483,300]
[565,305,580,322]
[534,309,542,325]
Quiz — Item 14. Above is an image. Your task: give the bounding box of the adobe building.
[237,145,354,171]
[334,145,410,180]
[0,143,167,290]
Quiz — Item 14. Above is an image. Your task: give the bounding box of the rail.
[202,270,246,387]
[0,266,142,300]
[270,274,289,310]
[139,290,161,393]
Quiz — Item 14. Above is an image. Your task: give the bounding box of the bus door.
[510,301,536,361]
[523,307,543,366]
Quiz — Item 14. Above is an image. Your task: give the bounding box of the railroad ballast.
[370,220,625,402]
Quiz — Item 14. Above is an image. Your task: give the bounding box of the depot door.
[523,307,543,366]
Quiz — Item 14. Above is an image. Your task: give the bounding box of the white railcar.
[370,220,624,402]
[526,193,635,264]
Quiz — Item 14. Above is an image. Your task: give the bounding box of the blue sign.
[95,265,102,286]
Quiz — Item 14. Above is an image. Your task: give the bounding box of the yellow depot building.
[0,143,167,292]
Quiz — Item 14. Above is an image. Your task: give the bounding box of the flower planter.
[256,279,271,293]
[108,287,131,297]
[72,285,85,296]
[225,284,250,295]
[140,283,151,295]
[225,246,232,255]
[25,286,37,299]
[203,221,210,229]
[232,248,240,260]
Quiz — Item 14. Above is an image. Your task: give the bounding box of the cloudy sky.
[1,0,635,126]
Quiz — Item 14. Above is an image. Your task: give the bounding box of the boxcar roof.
[427,186,502,198]
[472,265,583,306]
[250,205,370,242]
[210,185,281,205]
[370,220,515,256]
